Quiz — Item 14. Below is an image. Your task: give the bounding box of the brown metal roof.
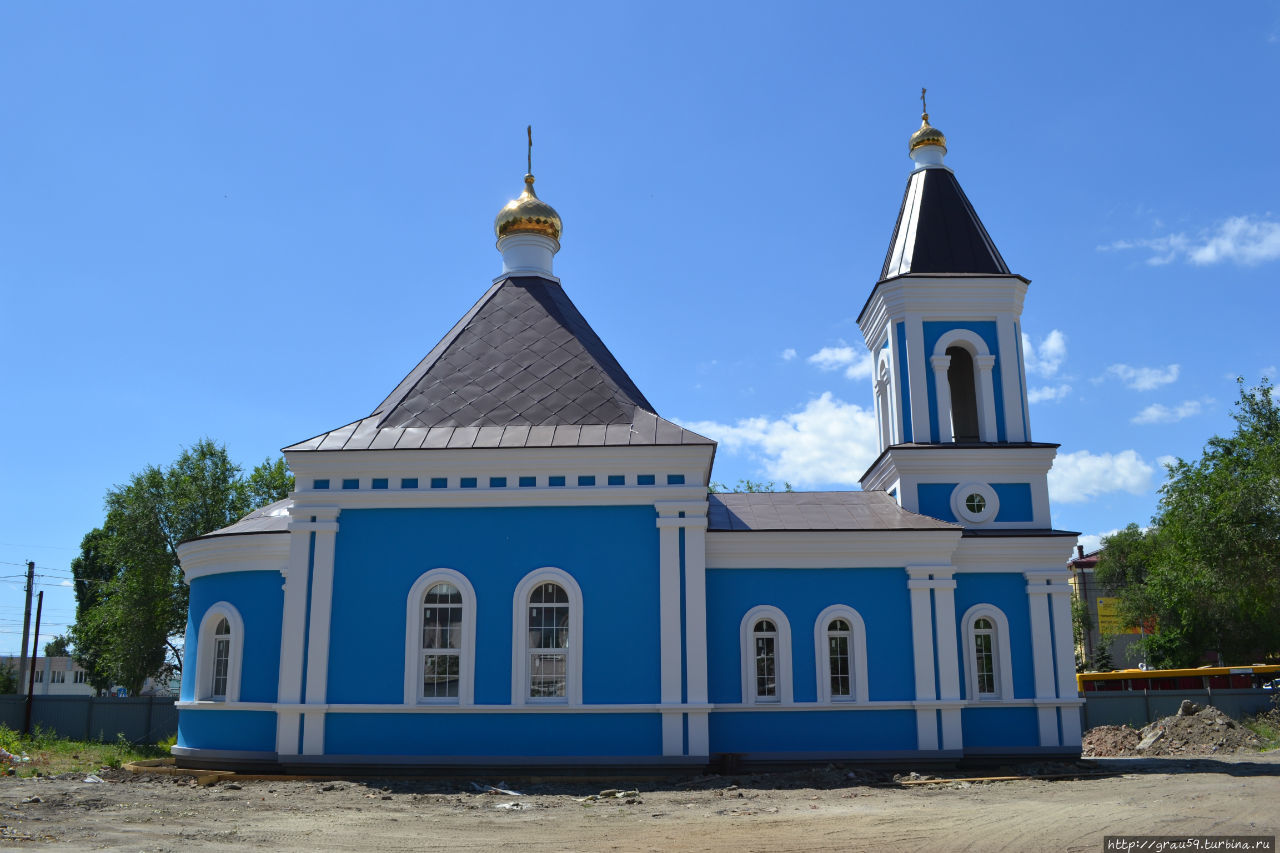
[707,491,959,532]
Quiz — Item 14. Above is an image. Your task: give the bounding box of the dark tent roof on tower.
[879,107,1011,280]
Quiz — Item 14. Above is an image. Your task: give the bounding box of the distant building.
[1066,546,1144,669]
[1,655,176,697]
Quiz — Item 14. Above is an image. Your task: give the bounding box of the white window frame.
[951,481,1000,525]
[511,567,583,705]
[813,604,869,703]
[961,603,1014,700]
[195,602,244,702]
[404,568,477,706]
[739,605,793,705]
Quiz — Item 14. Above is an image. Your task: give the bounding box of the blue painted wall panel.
[953,573,1035,698]
[182,571,284,703]
[177,710,276,751]
[324,713,661,757]
[709,710,917,753]
[922,321,1007,443]
[961,706,1039,747]
[326,506,660,705]
[917,483,958,522]
[895,322,912,442]
[705,568,913,703]
[992,483,1034,522]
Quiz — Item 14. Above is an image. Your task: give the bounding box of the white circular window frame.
[951,482,999,524]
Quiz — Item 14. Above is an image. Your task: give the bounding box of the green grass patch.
[0,724,171,778]
[1242,709,1280,751]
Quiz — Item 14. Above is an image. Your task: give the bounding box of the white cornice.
[706,530,961,569]
[178,534,290,582]
[289,484,710,512]
[862,445,1057,492]
[859,276,1029,346]
[952,535,1078,571]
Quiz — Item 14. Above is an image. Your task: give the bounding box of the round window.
[951,482,999,524]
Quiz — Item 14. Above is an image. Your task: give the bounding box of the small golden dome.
[494,174,562,242]
[909,113,947,154]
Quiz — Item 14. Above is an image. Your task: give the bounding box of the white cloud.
[781,348,797,361]
[59,579,73,588]
[1022,329,1067,378]
[807,345,874,380]
[1102,215,1280,267]
[1131,400,1202,425]
[1028,384,1072,404]
[1106,363,1180,391]
[681,392,880,487]
[1048,449,1155,503]
[1076,529,1123,555]
[1156,454,1178,470]
[1262,365,1277,380]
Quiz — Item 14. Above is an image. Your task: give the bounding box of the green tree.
[709,479,794,493]
[69,440,293,695]
[0,664,17,695]
[1096,381,1280,667]
[43,635,70,657]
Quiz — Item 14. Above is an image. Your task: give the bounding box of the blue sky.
[2,3,1278,653]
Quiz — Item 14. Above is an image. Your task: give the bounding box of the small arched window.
[814,604,869,703]
[826,619,851,698]
[946,345,980,441]
[962,604,1014,700]
[739,606,793,705]
[404,569,477,705]
[511,568,583,705]
[196,603,243,702]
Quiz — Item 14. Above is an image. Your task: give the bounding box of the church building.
[174,107,1083,770]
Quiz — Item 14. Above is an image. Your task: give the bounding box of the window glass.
[528,583,570,698]
[827,619,851,698]
[422,582,463,699]
[753,619,778,699]
[211,617,231,699]
[973,617,996,696]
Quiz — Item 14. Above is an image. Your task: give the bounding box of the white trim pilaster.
[904,316,931,443]
[930,573,962,750]
[974,354,998,442]
[906,567,938,750]
[1025,572,1059,747]
[683,509,709,757]
[930,355,953,443]
[1049,581,1083,748]
[301,507,340,756]
[997,319,1027,441]
[276,509,335,756]
[655,502,687,756]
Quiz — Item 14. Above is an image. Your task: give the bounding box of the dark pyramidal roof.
[880,167,1010,280]
[287,275,711,451]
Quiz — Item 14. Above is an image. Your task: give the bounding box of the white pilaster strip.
[905,316,931,443]
[1025,574,1059,747]
[930,355,953,443]
[276,511,327,755]
[684,513,710,757]
[886,322,905,444]
[930,574,962,750]
[1049,584,1083,748]
[907,568,938,750]
[301,508,340,756]
[656,504,684,756]
[997,319,1028,442]
[974,355,999,442]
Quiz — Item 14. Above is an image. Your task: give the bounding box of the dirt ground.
[3,752,1279,852]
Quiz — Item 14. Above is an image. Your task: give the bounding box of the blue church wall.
[177,710,276,751]
[922,321,1007,443]
[181,571,284,703]
[952,573,1035,698]
[325,506,660,705]
[960,707,1040,748]
[709,709,917,754]
[895,321,912,442]
[325,712,661,757]
[916,483,1034,523]
[705,568,914,703]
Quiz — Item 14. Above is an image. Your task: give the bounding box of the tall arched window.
[946,345,980,441]
[196,603,243,702]
[814,604,869,703]
[512,568,583,705]
[404,569,477,705]
[739,605,792,704]
[961,603,1014,700]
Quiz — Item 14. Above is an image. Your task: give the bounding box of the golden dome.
[909,113,947,154]
[494,173,562,242]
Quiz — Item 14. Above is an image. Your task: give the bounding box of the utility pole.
[23,590,43,735]
[17,561,34,697]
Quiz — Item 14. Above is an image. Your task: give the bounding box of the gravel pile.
[1083,701,1265,757]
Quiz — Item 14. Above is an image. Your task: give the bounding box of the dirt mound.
[1083,702,1264,757]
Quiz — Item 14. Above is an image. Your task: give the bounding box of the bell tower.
[859,95,1056,531]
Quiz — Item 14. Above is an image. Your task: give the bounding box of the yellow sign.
[1096,597,1141,635]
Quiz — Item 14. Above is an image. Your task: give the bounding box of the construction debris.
[1082,704,1266,757]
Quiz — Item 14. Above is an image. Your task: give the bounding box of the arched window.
[512,568,583,705]
[961,604,1014,700]
[814,604,869,703]
[945,345,980,441]
[739,605,792,704]
[404,569,477,705]
[196,603,243,702]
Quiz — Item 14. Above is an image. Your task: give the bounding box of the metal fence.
[0,695,177,744]
[1081,689,1276,729]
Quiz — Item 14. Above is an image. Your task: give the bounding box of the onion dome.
[494,173,562,242]
[909,113,947,155]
